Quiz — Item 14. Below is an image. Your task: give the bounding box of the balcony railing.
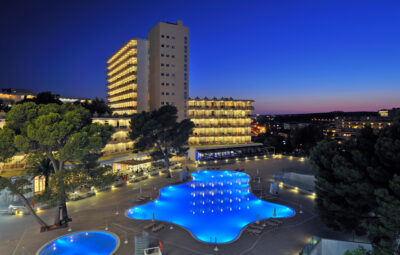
[106,81,137,93]
[106,71,137,87]
[107,89,137,99]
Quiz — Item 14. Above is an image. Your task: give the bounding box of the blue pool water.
[38,231,118,255]
[127,170,294,243]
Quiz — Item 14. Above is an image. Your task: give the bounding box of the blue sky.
[0,0,399,114]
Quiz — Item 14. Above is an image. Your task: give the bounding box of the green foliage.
[130,105,194,168]
[254,125,324,155]
[254,132,289,153]
[291,125,323,154]
[344,246,371,255]
[17,91,62,105]
[78,97,112,117]
[0,99,11,112]
[0,176,32,195]
[310,113,400,254]
[26,155,54,189]
[2,102,114,165]
[0,102,115,224]
[0,128,17,162]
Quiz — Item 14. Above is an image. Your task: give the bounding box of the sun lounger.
[270,219,283,224]
[246,228,262,235]
[265,220,279,227]
[136,196,147,202]
[250,224,264,230]
[144,223,154,230]
[152,223,165,232]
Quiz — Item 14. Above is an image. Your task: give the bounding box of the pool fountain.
[127,170,294,243]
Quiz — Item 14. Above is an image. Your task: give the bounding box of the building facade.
[92,117,134,153]
[106,38,149,115]
[0,88,35,107]
[187,97,253,145]
[148,20,189,120]
[323,115,393,141]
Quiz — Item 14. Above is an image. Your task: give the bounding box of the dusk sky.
[1,0,399,114]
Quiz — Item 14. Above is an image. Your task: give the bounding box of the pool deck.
[0,157,361,255]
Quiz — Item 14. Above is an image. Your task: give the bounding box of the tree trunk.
[44,174,49,190]
[45,155,71,226]
[165,156,171,178]
[54,198,71,226]
[17,193,49,230]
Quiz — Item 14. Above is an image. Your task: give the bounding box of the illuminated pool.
[37,231,119,255]
[127,170,294,243]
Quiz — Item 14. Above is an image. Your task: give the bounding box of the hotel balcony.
[194,124,251,128]
[108,98,137,106]
[106,73,137,88]
[191,133,251,137]
[107,52,138,70]
[188,105,254,110]
[107,66,138,83]
[106,81,137,94]
[107,89,137,99]
[189,115,252,119]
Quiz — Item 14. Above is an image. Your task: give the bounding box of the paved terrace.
[0,157,358,255]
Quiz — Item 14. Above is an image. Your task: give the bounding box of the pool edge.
[125,169,296,244]
[35,230,121,255]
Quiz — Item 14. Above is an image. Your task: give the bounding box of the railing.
[281,177,314,193]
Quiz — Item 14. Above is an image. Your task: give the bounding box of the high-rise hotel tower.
[106,38,149,115]
[148,20,189,120]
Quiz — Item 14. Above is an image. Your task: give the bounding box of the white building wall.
[136,39,149,112]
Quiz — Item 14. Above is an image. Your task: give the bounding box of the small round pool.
[37,231,120,255]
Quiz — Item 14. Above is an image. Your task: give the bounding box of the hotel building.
[106,38,149,115]
[187,97,265,161]
[148,20,189,120]
[187,97,253,145]
[92,117,133,153]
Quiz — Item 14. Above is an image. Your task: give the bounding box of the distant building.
[379,108,399,119]
[283,122,310,130]
[323,114,393,141]
[0,88,35,106]
[148,20,189,120]
[59,97,92,104]
[106,38,149,115]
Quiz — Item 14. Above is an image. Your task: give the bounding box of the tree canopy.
[129,105,194,172]
[17,91,62,105]
[78,97,112,117]
[310,112,400,254]
[0,99,10,112]
[0,102,114,228]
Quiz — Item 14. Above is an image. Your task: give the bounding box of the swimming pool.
[127,170,294,243]
[37,231,120,255]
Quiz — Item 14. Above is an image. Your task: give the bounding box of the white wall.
[310,239,372,255]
